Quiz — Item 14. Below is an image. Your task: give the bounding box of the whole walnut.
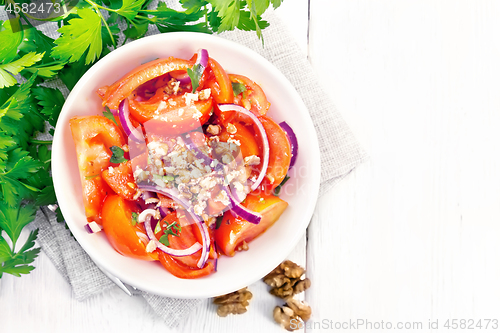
[263,260,311,298]
[213,288,253,317]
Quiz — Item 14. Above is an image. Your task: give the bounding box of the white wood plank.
[307,0,500,330]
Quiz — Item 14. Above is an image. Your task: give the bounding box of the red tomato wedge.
[154,212,202,269]
[70,116,126,223]
[219,122,260,159]
[229,74,270,116]
[205,58,233,103]
[101,160,137,201]
[101,57,193,110]
[129,94,213,136]
[214,192,288,257]
[102,195,158,261]
[158,251,215,279]
[257,115,292,190]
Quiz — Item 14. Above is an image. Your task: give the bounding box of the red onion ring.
[118,99,145,143]
[170,49,209,86]
[279,121,298,169]
[217,104,270,191]
[224,186,262,224]
[137,184,211,267]
[143,213,202,257]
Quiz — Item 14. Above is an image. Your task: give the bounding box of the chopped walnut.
[236,240,249,252]
[206,124,221,135]
[163,78,180,95]
[273,298,312,331]
[263,260,311,298]
[213,288,253,317]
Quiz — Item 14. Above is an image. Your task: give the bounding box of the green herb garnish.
[85,174,100,180]
[131,212,139,226]
[187,63,204,93]
[103,107,118,126]
[215,215,224,230]
[273,175,290,196]
[158,220,182,246]
[158,234,170,246]
[109,146,128,164]
[232,82,247,96]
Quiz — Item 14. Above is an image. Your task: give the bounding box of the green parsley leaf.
[215,215,224,229]
[0,20,23,63]
[232,81,247,96]
[52,7,103,65]
[103,107,118,126]
[151,2,209,34]
[270,0,282,8]
[154,219,162,234]
[32,86,65,127]
[187,63,204,92]
[0,52,44,88]
[209,0,242,32]
[24,62,65,78]
[131,212,139,226]
[0,148,43,206]
[109,146,128,163]
[59,57,93,91]
[0,203,36,247]
[273,175,290,196]
[159,234,170,246]
[117,0,148,21]
[0,226,41,278]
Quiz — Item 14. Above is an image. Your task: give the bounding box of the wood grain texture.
[307,0,500,330]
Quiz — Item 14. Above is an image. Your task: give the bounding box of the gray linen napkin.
[5,4,367,328]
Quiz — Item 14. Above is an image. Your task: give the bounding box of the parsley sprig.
[0,0,282,278]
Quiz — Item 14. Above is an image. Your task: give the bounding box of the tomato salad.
[70,49,299,279]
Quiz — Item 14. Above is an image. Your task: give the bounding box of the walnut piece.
[273,298,312,331]
[213,287,253,317]
[263,260,311,298]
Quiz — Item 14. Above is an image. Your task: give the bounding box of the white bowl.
[52,32,320,298]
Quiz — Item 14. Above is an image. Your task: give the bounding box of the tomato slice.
[229,74,270,116]
[214,191,288,257]
[205,58,233,103]
[155,211,202,268]
[219,122,260,159]
[102,195,158,261]
[70,116,126,222]
[101,160,137,201]
[102,57,193,110]
[158,251,215,279]
[256,115,292,190]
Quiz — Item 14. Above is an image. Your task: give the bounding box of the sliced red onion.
[279,121,298,169]
[119,99,145,143]
[159,206,170,218]
[196,48,209,68]
[224,186,262,224]
[170,49,209,86]
[85,221,102,234]
[143,211,202,257]
[217,104,270,191]
[196,220,210,268]
[137,183,211,267]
